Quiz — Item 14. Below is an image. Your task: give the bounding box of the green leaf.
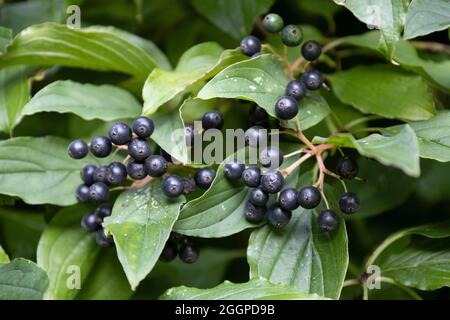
[329,64,435,121]
[0,27,12,53]
[0,66,31,135]
[103,180,185,290]
[0,23,162,82]
[191,0,275,40]
[0,245,9,264]
[143,43,243,115]
[0,258,49,300]
[0,136,115,206]
[37,205,132,300]
[404,0,450,39]
[383,112,450,162]
[333,0,407,59]
[22,80,142,121]
[415,160,450,203]
[160,277,329,300]
[298,0,342,25]
[198,54,330,131]
[247,172,348,300]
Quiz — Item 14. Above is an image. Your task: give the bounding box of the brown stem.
[282,153,314,176]
[111,176,154,191]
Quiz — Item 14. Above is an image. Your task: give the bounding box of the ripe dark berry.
[179,244,199,264]
[249,188,269,206]
[297,186,321,209]
[301,70,324,90]
[96,229,114,247]
[244,202,266,224]
[202,111,224,130]
[224,160,245,180]
[240,35,261,57]
[127,161,147,180]
[275,96,298,120]
[182,177,196,195]
[80,164,97,185]
[242,167,261,187]
[145,155,167,177]
[185,124,196,146]
[81,212,102,232]
[336,157,359,179]
[280,25,302,47]
[68,139,88,159]
[339,192,360,214]
[278,188,299,211]
[249,105,268,123]
[169,232,185,243]
[301,40,322,61]
[260,171,284,194]
[106,162,127,185]
[285,80,307,101]
[267,204,292,229]
[162,175,184,198]
[317,210,339,232]
[245,125,267,148]
[128,138,152,161]
[90,136,112,158]
[194,168,216,189]
[89,182,109,202]
[262,13,284,33]
[259,147,284,169]
[159,240,178,262]
[132,116,154,138]
[76,184,91,202]
[93,165,109,184]
[108,122,132,145]
[95,203,113,220]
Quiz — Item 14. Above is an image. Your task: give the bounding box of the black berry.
[90,136,112,158]
[245,125,267,148]
[95,203,113,220]
[301,40,322,61]
[280,25,302,47]
[260,171,284,194]
[182,177,196,195]
[240,36,261,57]
[93,165,109,184]
[145,155,167,177]
[278,188,299,211]
[80,164,97,185]
[96,229,114,247]
[108,122,132,145]
[127,161,147,180]
[285,80,307,100]
[179,244,199,264]
[262,13,284,33]
[68,139,88,159]
[128,138,152,161]
[106,162,127,185]
[89,182,109,202]
[266,204,292,229]
[301,70,324,90]
[202,111,224,130]
[249,187,269,206]
[336,157,359,179]
[317,210,339,232]
[81,212,101,232]
[159,240,178,262]
[244,202,266,224]
[242,167,261,187]
[132,116,154,138]
[224,160,245,180]
[339,192,360,214]
[297,186,321,209]
[259,147,284,169]
[162,175,184,198]
[76,184,91,202]
[249,105,268,123]
[194,168,216,189]
[275,96,298,120]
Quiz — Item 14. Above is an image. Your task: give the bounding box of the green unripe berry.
[263,13,284,33]
[280,25,303,47]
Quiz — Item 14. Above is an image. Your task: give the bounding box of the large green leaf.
[0,66,31,135]
[329,65,435,121]
[403,0,450,39]
[198,54,330,131]
[0,258,49,300]
[37,205,132,300]
[333,0,407,59]
[0,27,12,53]
[191,0,275,40]
[103,180,185,290]
[0,245,9,264]
[415,161,450,203]
[143,43,243,115]
[0,136,115,206]
[22,80,142,121]
[160,277,329,300]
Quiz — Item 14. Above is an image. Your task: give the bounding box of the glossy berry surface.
[302,70,324,90]
[259,147,284,169]
[245,126,266,148]
[81,212,102,232]
[339,192,360,214]
[89,182,109,202]
[275,96,298,120]
[260,171,284,194]
[179,244,199,264]
[249,105,268,123]
[249,187,269,206]
[145,155,167,177]
[93,165,109,184]
[242,167,261,187]
[76,185,91,202]
[132,116,154,138]
[80,165,97,185]
[202,111,224,130]
[280,25,302,47]
[317,210,340,232]
[240,35,261,57]
[106,162,127,185]
[127,161,147,180]
[95,203,113,220]
[128,138,152,161]
[90,136,112,158]
[108,122,132,145]
[297,186,321,209]
[96,229,114,247]
[244,202,266,224]
[278,188,299,211]
[285,80,307,101]
[162,175,184,198]
[159,240,178,262]
[267,204,292,229]
[336,157,359,179]
[301,40,322,61]
[194,168,216,189]
[224,160,245,180]
[262,13,284,33]
[68,139,88,159]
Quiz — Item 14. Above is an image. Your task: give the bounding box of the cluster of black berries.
[239,13,324,122]
[159,232,199,264]
[80,204,114,247]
